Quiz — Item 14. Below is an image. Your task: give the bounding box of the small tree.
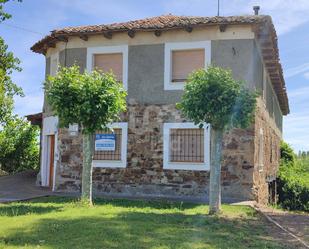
[178,66,257,214]
[45,65,127,204]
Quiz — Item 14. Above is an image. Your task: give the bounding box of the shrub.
[0,116,39,173]
[277,142,309,212]
[280,141,295,165]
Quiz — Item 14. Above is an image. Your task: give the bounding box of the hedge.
[277,170,309,212]
[277,142,309,212]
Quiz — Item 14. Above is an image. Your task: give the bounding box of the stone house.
[31,14,289,204]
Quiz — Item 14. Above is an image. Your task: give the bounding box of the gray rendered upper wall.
[45,40,259,104]
[59,48,87,71]
[45,57,51,77]
[43,57,51,114]
[127,44,183,104]
[211,39,261,90]
[44,39,282,130]
[128,39,258,103]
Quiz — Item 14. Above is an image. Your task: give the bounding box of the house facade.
[31,15,289,204]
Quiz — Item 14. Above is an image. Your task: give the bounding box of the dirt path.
[257,205,309,248]
[0,170,52,203]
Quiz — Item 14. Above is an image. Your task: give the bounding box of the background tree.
[277,142,309,211]
[0,0,39,175]
[0,0,23,123]
[0,115,39,173]
[280,141,295,166]
[0,38,23,123]
[46,65,127,204]
[178,66,257,214]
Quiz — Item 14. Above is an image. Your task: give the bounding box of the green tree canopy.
[0,0,23,123]
[280,141,295,166]
[0,0,22,22]
[0,38,23,122]
[178,66,257,130]
[45,65,127,134]
[0,116,39,173]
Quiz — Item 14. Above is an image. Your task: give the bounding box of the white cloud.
[14,94,44,117]
[285,63,309,78]
[230,0,309,35]
[258,0,309,35]
[49,0,146,24]
[163,0,309,35]
[288,86,309,98]
[284,111,309,152]
[303,72,309,80]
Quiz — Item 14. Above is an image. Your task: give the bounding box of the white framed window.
[50,52,59,76]
[163,123,210,171]
[164,41,211,90]
[262,67,267,103]
[86,45,128,90]
[92,122,128,168]
[272,94,278,119]
[258,128,264,172]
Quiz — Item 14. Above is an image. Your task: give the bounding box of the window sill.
[92,159,126,168]
[163,162,209,171]
[165,81,185,90]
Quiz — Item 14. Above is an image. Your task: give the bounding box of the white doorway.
[41,116,58,189]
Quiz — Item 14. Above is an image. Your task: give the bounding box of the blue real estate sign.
[95,134,116,151]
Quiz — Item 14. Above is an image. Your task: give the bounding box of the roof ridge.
[51,14,271,34]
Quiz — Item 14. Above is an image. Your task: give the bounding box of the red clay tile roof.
[31,15,270,53]
[31,14,289,115]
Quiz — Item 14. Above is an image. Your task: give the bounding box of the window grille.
[169,128,204,163]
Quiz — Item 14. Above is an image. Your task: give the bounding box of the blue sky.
[0,0,308,152]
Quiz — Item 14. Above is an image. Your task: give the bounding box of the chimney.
[253,6,260,15]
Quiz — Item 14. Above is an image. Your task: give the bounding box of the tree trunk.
[209,128,223,215]
[81,132,93,205]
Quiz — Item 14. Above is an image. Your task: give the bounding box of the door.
[48,135,55,188]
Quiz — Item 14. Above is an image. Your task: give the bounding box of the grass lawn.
[0,197,286,249]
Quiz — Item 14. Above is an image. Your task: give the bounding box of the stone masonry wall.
[54,102,258,202]
[253,98,282,204]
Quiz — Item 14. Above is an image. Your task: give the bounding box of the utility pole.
[217,0,220,16]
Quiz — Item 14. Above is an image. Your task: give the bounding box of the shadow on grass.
[93,197,203,210]
[0,204,62,217]
[1,211,286,249]
[28,196,204,210]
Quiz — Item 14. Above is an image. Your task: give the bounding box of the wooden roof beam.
[219,24,227,32]
[56,36,68,42]
[154,30,162,37]
[47,42,56,48]
[103,31,112,39]
[128,30,135,38]
[79,34,88,41]
[185,26,193,33]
